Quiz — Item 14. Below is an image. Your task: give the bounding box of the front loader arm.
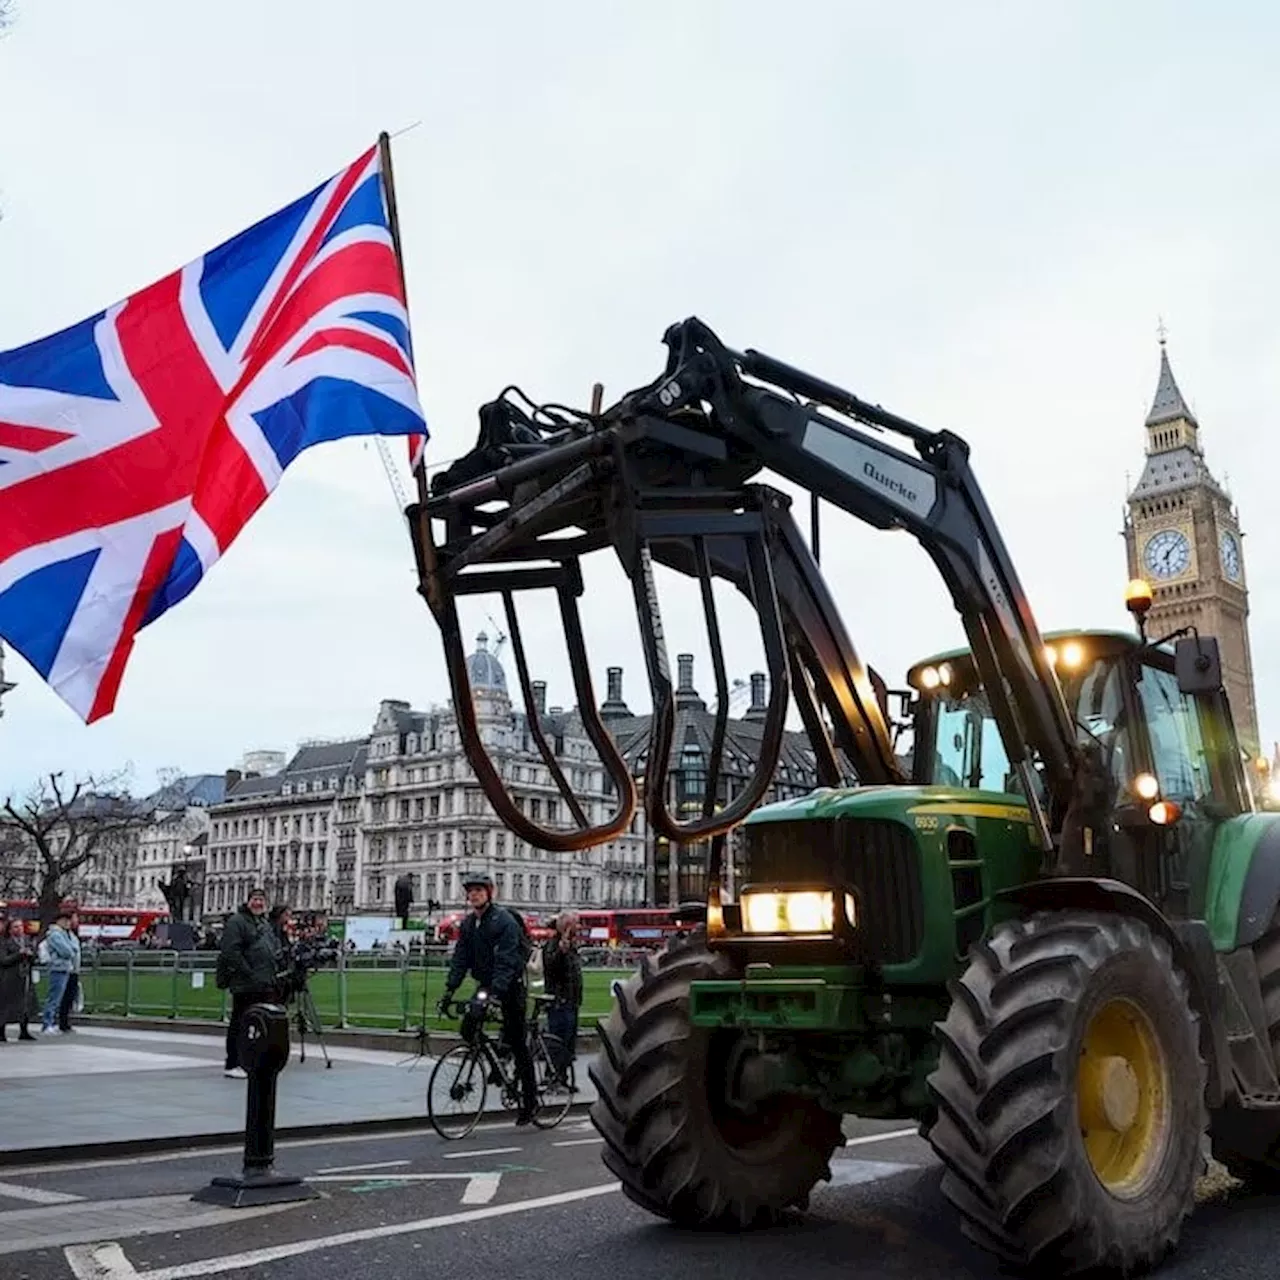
[410,317,1088,860]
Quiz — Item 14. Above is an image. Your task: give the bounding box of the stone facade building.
[199,633,820,922]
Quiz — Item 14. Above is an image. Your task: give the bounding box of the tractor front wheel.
[589,932,843,1228]
[924,911,1207,1276]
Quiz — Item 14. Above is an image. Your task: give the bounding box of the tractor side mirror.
[1175,635,1222,695]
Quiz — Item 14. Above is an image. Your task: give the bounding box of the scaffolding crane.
[372,436,411,514]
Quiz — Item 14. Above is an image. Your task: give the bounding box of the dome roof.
[466,631,508,694]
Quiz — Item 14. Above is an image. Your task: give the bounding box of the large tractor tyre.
[1211,907,1280,1185]
[923,911,1207,1276]
[588,931,843,1228]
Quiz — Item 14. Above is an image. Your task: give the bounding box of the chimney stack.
[224,768,243,792]
[531,681,547,716]
[746,672,767,721]
[675,653,706,711]
[601,665,632,720]
[677,653,694,691]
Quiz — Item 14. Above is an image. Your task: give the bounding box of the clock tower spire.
[1122,329,1260,758]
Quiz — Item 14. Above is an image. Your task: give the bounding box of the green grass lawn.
[79,961,636,1032]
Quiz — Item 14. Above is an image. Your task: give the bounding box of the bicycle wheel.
[531,1033,575,1129]
[427,1043,487,1140]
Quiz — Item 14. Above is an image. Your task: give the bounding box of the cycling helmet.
[461,871,494,891]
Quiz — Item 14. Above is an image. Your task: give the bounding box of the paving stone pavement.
[0,1025,596,1158]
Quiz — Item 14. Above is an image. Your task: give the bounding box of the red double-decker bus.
[0,898,169,943]
[574,908,688,948]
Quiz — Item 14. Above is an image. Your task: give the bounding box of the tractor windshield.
[911,638,1141,804]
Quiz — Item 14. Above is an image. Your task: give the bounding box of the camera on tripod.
[279,936,339,1000]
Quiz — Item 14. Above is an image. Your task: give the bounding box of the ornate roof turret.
[1146,341,1199,431]
[466,631,508,695]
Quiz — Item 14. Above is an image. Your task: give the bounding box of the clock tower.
[1122,335,1260,758]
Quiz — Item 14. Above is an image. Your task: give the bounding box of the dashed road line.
[316,1160,411,1174]
[553,1137,601,1148]
[842,1127,920,1148]
[64,1182,622,1279]
[442,1146,521,1159]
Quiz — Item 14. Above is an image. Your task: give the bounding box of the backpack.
[506,908,537,969]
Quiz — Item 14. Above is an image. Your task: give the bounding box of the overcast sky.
[3,1,1279,798]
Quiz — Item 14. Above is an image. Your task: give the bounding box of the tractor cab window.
[1133,661,1211,804]
[1068,657,1135,795]
[930,689,1015,793]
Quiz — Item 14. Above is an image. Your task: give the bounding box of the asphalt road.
[0,1112,1272,1279]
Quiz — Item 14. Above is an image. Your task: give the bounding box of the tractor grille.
[739,817,924,964]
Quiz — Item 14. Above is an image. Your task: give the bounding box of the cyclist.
[438,871,536,1125]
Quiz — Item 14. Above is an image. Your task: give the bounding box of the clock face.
[1221,530,1242,581]
[1143,528,1191,580]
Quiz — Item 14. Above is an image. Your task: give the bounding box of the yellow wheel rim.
[1077,997,1171,1197]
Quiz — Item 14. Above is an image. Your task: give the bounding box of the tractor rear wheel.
[588,931,843,1228]
[924,910,1207,1276]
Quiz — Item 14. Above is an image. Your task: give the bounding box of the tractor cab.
[904,600,1253,917]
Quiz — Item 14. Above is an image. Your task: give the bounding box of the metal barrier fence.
[76,944,641,1031]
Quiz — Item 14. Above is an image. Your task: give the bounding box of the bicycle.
[427,990,577,1140]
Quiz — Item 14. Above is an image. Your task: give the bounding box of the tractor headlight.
[739,889,857,935]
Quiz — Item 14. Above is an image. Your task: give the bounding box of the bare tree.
[1,770,153,926]
[0,1,17,32]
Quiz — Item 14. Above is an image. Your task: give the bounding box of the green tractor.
[592,615,1280,1273]
[411,317,1280,1274]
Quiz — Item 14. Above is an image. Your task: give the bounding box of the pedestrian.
[437,872,537,1125]
[215,887,283,1079]
[56,910,83,1032]
[542,911,582,1086]
[39,909,78,1035]
[0,916,37,1042]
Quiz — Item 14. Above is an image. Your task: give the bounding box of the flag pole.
[378,129,443,618]
[377,129,427,506]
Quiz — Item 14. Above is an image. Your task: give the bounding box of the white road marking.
[460,1172,501,1204]
[316,1160,411,1174]
[0,1179,85,1204]
[65,1241,140,1279]
[825,1159,916,1187]
[553,1137,601,1147]
[441,1146,520,1160]
[842,1127,920,1148]
[70,1182,621,1279]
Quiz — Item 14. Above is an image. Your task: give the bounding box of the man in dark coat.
[216,887,283,1078]
[439,872,536,1124]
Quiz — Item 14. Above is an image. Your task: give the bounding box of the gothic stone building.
[1123,339,1261,759]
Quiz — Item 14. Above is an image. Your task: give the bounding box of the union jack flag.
[0,142,428,724]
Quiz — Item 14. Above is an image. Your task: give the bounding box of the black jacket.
[542,938,583,1007]
[216,906,283,994]
[445,903,524,999]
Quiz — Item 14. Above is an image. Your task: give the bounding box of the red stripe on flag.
[241,148,378,357]
[0,272,226,563]
[189,425,271,553]
[290,325,413,379]
[87,525,185,723]
[0,421,75,452]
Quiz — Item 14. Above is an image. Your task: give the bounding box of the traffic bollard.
[191,1002,321,1207]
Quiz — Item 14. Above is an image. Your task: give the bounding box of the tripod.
[289,974,332,1068]
[400,953,435,1069]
